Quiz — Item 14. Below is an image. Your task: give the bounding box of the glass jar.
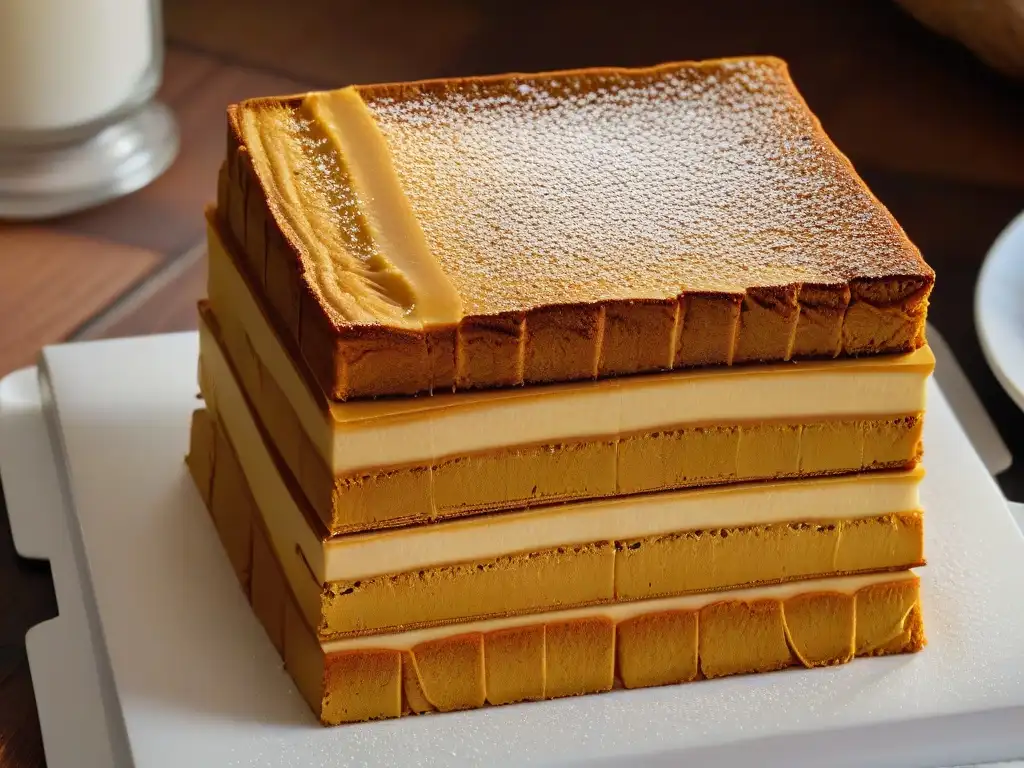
[0,0,179,219]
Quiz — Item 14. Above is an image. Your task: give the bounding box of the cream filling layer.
[200,314,923,584]
[206,220,935,476]
[321,570,918,652]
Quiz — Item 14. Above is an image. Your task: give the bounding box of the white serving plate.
[2,330,1024,767]
[977,209,1024,413]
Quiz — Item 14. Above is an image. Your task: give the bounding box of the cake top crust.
[233,56,933,330]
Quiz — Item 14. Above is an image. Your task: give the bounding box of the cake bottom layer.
[187,406,925,638]
[188,436,925,725]
[299,575,924,726]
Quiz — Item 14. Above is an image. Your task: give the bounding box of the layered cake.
[187,56,934,725]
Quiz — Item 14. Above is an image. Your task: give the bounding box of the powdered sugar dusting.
[361,58,929,316]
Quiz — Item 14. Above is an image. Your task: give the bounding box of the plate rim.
[975,208,1024,412]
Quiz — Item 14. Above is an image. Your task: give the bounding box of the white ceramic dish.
[976,209,1024,412]
[2,332,1024,767]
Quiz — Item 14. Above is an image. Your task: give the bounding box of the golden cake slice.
[187,402,926,726]
[189,314,927,639]
[205,216,931,533]
[219,56,933,401]
[184,413,925,725]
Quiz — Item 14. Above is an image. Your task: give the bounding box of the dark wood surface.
[1,1,1023,764]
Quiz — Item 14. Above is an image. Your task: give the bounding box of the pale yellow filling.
[321,570,918,652]
[239,92,461,328]
[206,221,935,475]
[303,91,462,326]
[200,314,923,584]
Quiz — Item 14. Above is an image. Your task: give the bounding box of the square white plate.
[3,331,1024,767]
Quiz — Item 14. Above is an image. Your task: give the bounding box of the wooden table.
[1,1,1023,764]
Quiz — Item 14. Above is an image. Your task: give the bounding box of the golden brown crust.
[250,523,286,655]
[699,599,794,678]
[600,298,679,375]
[483,625,546,705]
[734,286,800,363]
[616,610,698,689]
[854,579,927,655]
[209,422,255,594]
[221,56,934,400]
[322,649,402,724]
[782,592,856,666]
[792,284,851,357]
[545,618,616,699]
[410,633,485,712]
[185,408,215,510]
[399,651,433,714]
